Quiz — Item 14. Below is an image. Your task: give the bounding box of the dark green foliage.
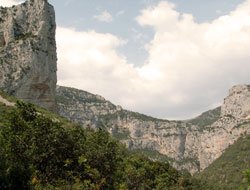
[112,130,130,140]
[187,107,221,131]
[0,101,209,189]
[56,86,110,105]
[196,134,250,190]
[0,102,14,128]
[132,149,173,163]
[243,169,250,189]
[15,32,38,41]
[101,110,168,127]
[0,7,7,16]
[233,120,250,129]
[119,155,179,190]
[0,90,17,128]
[0,90,19,102]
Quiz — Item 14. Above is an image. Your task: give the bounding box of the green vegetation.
[132,149,173,163]
[56,86,110,106]
[0,90,19,103]
[0,90,69,127]
[56,94,71,105]
[125,110,168,122]
[0,7,7,17]
[102,110,168,127]
[0,99,213,189]
[112,129,130,140]
[242,169,250,190]
[196,134,250,190]
[233,120,250,129]
[1,91,248,189]
[163,133,179,138]
[0,90,17,128]
[0,102,14,128]
[15,32,38,41]
[136,149,200,173]
[187,107,221,131]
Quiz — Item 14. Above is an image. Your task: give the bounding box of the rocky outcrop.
[0,0,57,112]
[221,85,250,119]
[56,85,122,127]
[56,85,250,174]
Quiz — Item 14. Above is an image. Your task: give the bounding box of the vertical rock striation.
[56,85,250,174]
[0,0,57,112]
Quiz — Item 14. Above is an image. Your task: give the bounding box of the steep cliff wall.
[0,0,57,112]
[56,85,122,127]
[56,85,250,174]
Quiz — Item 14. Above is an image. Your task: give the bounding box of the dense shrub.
[0,101,212,189]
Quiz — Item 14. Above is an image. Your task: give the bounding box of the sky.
[1,0,250,119]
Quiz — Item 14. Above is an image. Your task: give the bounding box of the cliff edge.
[0,0,57,112]
[56,85,250,174]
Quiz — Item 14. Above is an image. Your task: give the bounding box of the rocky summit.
[0,0,57,112]
[57,85,250,174]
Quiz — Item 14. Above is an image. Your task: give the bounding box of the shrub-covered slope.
[187,106,221,130]
[196,134,250,190]
[56,85,250,175]
[0,92,214,190]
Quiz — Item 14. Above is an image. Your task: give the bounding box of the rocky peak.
[221,85,250,119]
[0,0,57,112]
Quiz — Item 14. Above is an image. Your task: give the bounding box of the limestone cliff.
[0,0,57,112]
[56,85,122,127]
[56,85,250,174]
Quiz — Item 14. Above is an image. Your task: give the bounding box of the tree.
[244,170,250,190]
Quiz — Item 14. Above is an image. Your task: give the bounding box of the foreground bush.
[0,101,212,189]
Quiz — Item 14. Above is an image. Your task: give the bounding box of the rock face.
[221,85,250,119]
[0,0,57,112]
[57,85,250,174]
[56,85,122,127]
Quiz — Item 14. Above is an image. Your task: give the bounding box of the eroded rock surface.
[0,0,57,112]
[56,85,250,174]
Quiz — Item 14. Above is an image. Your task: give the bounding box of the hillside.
[0,90,216,190]
[0,89,70,127]
[56,85,250,175]
[187,106,221,130]
[2,89,249,189]
[196,134,250,190]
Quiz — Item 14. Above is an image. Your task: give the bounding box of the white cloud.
[57,0,250,119]
[3,0,250,119]
[93,11,113,23]
[0,0,23,7]
[135,0,250,118]
[56,27,138,105]
[117,10,125,16]
[216,10,223,14]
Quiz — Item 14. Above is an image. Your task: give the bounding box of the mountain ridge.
[56,84,250,174]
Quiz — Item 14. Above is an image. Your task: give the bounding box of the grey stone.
[0,0,57,112]
[56,85,250,175]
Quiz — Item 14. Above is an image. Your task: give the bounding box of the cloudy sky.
[2,0,250,119]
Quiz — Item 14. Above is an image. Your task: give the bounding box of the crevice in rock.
[0,32,6,47]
